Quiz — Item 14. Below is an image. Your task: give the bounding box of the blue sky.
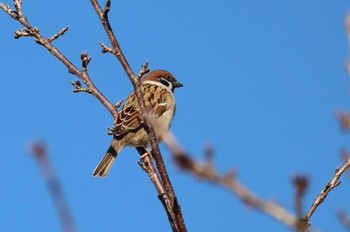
[2,1,350,231]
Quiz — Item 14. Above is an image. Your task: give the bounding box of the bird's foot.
[140,148,153,162]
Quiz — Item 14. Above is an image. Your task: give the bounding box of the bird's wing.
[113,84,169,137]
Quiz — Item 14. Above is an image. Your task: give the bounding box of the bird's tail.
[93,139,123,177]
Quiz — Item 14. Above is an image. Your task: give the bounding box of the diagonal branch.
[0,0,118,119]
[89,0,186,231]
[0,3,20,19]
[302,157,350,229]
[1,1,185,230]
[48,26,69,42]
[162,131,298,228]
[136,147,178,230]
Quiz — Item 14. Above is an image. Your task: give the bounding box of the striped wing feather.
[113,84,168,137]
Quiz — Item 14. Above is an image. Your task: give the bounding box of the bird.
[93,69,183,177]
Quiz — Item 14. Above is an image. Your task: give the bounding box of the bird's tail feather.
[93,140,122,177]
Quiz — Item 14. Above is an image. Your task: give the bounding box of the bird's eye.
[158,76,171,87]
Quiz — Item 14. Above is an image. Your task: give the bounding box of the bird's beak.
[172,80,184,88]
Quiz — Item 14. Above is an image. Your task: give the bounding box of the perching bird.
[93,70,183,177]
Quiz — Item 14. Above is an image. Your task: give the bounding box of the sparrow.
[93,69,183,177]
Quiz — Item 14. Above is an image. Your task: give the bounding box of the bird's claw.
[140,148,153,162]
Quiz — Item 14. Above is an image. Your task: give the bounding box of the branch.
[48,26,69,42]
[162,131,298,228]
[90,0,133,77]
[30,142,76,232]
[0,3,20,19]
[1,3,184,230]
[136,147,178,230]
[89,0,186,231]
[303,157,350,226]
[71,80,91,93]
[99,42,114,54]
[0,0,118,119]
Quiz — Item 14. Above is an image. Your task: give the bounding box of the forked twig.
[0,0,118,119]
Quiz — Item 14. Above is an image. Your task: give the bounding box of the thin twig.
[137,148,166,195]
[304,158,350,223]
[48,26,69,42]
[114,99,123,109]
[0,0,118,119]
[0,3,20,19]
[99,42,115,54]
[136,147,178,230]
[71,80,91,93]
[137,62,151,78]
[102,0,111,19]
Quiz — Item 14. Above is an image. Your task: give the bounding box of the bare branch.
[136,147,179,231]
[1,0,118,119]
[80,51,92,70]
[14,0,22,10]
[48,26,69,42]
[14,27,36,38]
[71,80,91,93]
[99,42,118,55]
[0,3,19,19]
[304,158,350,223]
[162,131,298,228]
[90,0,133,77]
[137,148,166,195]
[137,62,151,79]
[102,0,111,19]
[90,0,186,230]
[113,99,124,110]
